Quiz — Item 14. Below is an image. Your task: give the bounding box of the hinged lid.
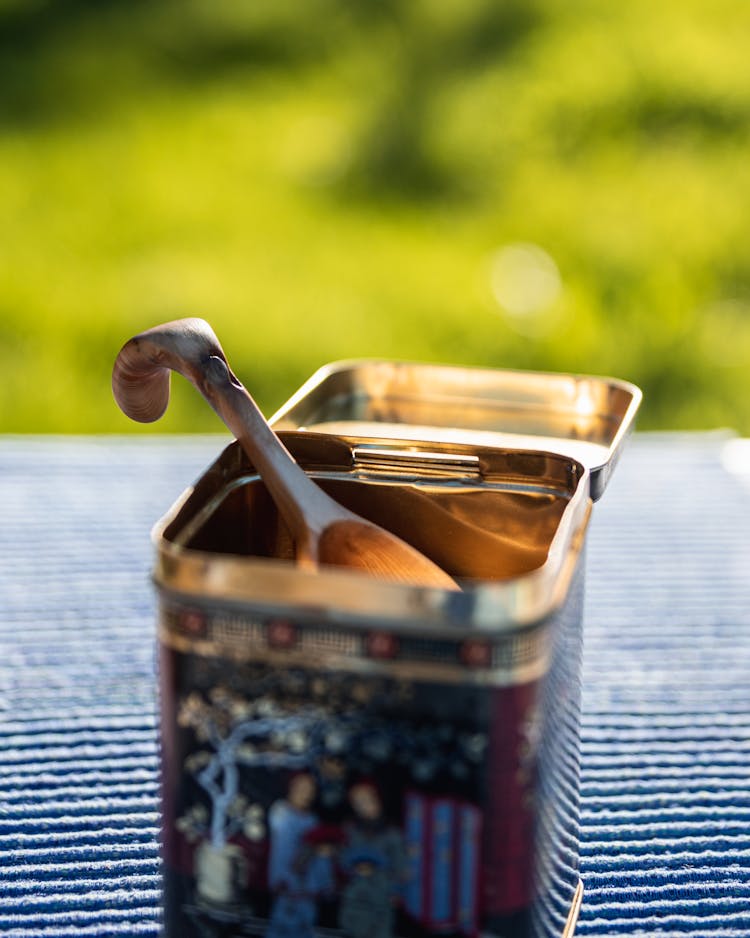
[271,360,641,500]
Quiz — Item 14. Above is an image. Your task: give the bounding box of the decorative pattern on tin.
[160,600,549,686]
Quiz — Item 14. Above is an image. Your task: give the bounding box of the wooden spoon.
[112,318,458,590]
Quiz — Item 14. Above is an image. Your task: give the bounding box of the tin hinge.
[351,445,482,479]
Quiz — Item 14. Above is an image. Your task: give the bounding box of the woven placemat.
[1,434,749,937]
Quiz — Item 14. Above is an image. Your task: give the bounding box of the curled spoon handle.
[112,318,340,561]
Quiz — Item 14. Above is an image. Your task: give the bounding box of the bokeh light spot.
[489,242,562,334]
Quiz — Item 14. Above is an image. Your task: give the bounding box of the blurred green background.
[2,0,749,433]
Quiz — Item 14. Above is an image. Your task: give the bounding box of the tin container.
[155,360,640,938]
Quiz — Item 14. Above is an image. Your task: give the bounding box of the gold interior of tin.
[182,475,569,581]
[155,434,591,630]
[167,434,576,582]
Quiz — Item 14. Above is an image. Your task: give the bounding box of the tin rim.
[152,452,592,635]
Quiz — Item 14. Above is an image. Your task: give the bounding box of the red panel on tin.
[483,681,539,915]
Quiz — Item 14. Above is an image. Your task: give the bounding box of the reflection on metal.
[271,359,641,500]
[562,880,584,938]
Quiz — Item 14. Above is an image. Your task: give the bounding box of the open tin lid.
[271,360,642,501]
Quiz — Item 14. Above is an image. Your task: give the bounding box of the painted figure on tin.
[265,771,334,938]
[339,779,404,938]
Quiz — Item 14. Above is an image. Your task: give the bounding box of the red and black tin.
[153,361,640,938]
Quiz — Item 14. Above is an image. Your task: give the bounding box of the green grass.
[2,0,749,433]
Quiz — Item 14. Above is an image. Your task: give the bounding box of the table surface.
[1,433,749,938]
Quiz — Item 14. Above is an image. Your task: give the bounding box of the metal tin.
[155,361,640,938]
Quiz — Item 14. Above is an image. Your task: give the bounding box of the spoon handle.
[111,318,339,563]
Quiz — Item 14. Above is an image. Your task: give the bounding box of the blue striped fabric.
[1,434,749,937]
